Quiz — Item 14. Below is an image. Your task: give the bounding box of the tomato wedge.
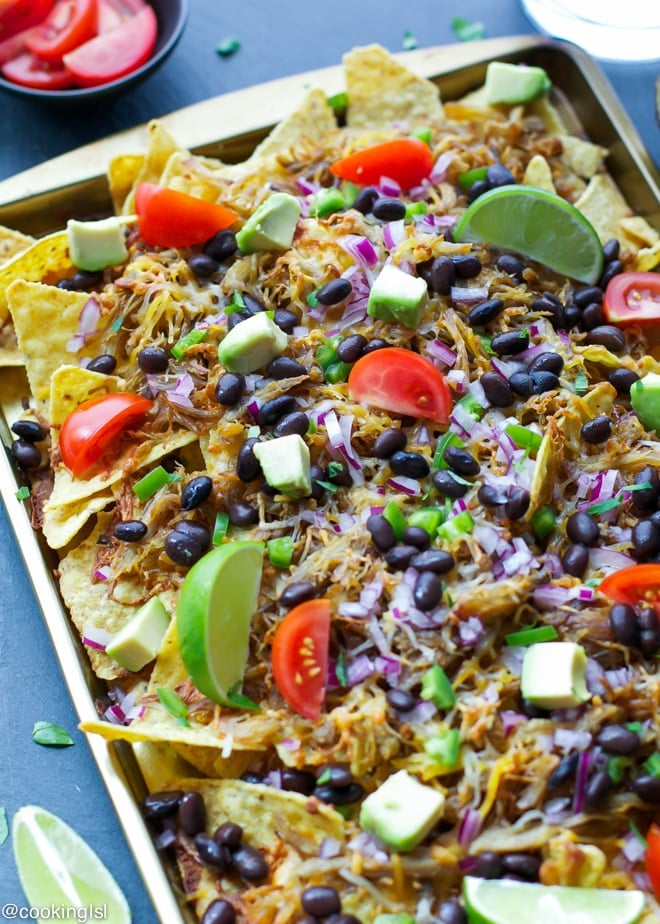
[97,0,145,32]
[271,598,331,722]
[0,23,40,64]
[63,3,155,87]
[26,0,96,62]
[136,183,239,249]
[0,0,54,41]
[348,347,453,424]
[646,824,660,900]
[603,271,660,325]
[599,564,660,616]
[59,392,153,478]
[330,138,434,191]
[1,49,73,87]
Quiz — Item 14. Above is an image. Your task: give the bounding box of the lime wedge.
[176,541,264,704]
[463,876,645,924]
[454,185,604,284]
[12,805,131,922]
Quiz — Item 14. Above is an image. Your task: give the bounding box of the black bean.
[384,545,419,570]
[508,371,534,397]
[280,580,316,608]
[137,346,169,374]
[443,445,480,476]
[480,371,514,407]
[529,352,564,375]
[143,790,183,819]
[596,725,641,755]
[584,769,613,806]
[239,293,265,315]
[362,337,389,354]
[281,769,316,794]
[214,821,243,846]
[501,853,541,879]
[390,450,430,479]
[195,832,228,867]
[326,459,352,487]
[608,367,639,395]
[337,334,367,363]
[563,305,582,330]
[11,439,41,469]
[273,308,298,333]
[60,269,103,290]
[366,514,397,551]
[609,603,640,646]
[204,229,238,262]
[165,531,205,566]
[632,467,659,512]
[11,420,46,442]
[632,519,660,560]
[438,899,468,924]
[598,259,624,289]
[313,782,364,805]
[602,239,620,262]
[273,411,309,438]
[413,571,443,611]
[432,469,469,498]
[267,356,307,380]
[87,353,117,375]
[172,520,210,547]
[410,549,455,574]
[372,428,407,459]
[257,395,297,426]
[581,303,606,330]
[547,752,579,790]
[230,844,269,881]
[566,511,599,546]
[201,899,236,924]
[467,179,490,202]
[188,253,219,278]
[478,484,508,507]
[584,325,625,352]
[640,628,660,656]
[581,415,612,444]
[561,543,589,578]
[227,501,258,527]
[496,253,525,281]
[352,185,379,214]
[531,292,564,328]
[574,285,603,307]
[386,687,417,712]
[178,791,206,836]
[490,329,530,356]
[402,525,431,549]
[473,850,504,879]
[215,372,245,406]
[429,256,456,295]
[113,520,148,542]
[486,163,515,187]
[301,886,341,917]
[452,254,482,278]
[317,764,353,788]
[521,698,549,718]
[317,278,353,305]
[639,608,659,633]
[468,298,505,327]
[530,370,560,394]
[181,476,213,510]
[504,487,530,520]
[632,775,660,804]
[227,309,251,330]
[236,438,261,482]
[372,196,406,221]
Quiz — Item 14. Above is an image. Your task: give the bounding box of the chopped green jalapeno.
[212,511,230,545]
[505,423,543,454]
[383,501,407,540]
[310,187,346,218]
[267,536,294,568]
[505,625,559,646]
[420,664,456,709]
[407,506,445,537]
[133,465,180,502]
[436,509,474,542]
[424,728,460,768]
[171,327,208,360]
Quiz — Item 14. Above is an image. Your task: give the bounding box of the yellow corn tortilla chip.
[530,96,570,135]
[108,153,145,214]
[522,154,556,193]
[120,120,183,214]
[0,225,34,267]
[559,134,607,179]
[344,44,444,128]
[574,173,632,248]
[49,364,125,428]
[247,88,337,162]
[0,230,70,325]
[620,215,659,248]
[635,240,660,271]
[156,150,229,201]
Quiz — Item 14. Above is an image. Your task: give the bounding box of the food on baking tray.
[1,44,660,923]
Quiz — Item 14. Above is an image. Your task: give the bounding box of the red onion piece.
[450,285,489,303]
[457,807,483,847]
[82,623,114,651]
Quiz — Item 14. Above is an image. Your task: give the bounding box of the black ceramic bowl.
[0,0,189,104]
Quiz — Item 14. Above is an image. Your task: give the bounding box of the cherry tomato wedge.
[0,0,54,41]
[348,347,453,424]
[97,0,145,32]
[0,23,39,64]
[271,598,331,722]
[598,564,660,616]
[603,271,660,325]
[59,392,153,478]
[136,183,239,249]
[63,3,155,87]
[646,823,660,900]
[26,0,96,63]
[330,138,434,191]
[1,49,73,87]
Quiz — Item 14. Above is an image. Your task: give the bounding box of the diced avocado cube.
[367,263,428,328]
[67,217,128,272]
[484,61,552,106]
[520,642,590,710]
[253,433,311,498]
[630,372,660,432]
[105,596,170,673]
[218,312,288,374]
[359,769,445,853]
[236,192,301,253]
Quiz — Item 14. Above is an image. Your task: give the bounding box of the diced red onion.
[82,624,114,651]
[66,297,102,353]
[450,285,489,303]
[514,342,547,363]
[166,373,195,409]
[378,175,401,197]
[425,338,457,369]
[400,699,437,724]
[265,769,283,788]
[588,547,636,572]
[585,658,606,695]
[347,832,389,862]
[346,654,376,686]
[429,150,455,183]
[490,357,523,380]
[604,667,632,689]
[280,737,300,752]
[577,586,594,601]
[93,565,111,582]
[446,369,468,393]
[319,837,342,859]
[450,401,480,436]
[387,476,422,496]
[553,727,592,751]
[533,584,573,609]
[622,832,647,865]
[459,616,485,647]
[458,855,478,873]
[374,656,400,677]
[338,601,370,619]
[104,704,126,725]
[572,749,593,813]
[341,234,379,269]
[338,413,362,472]
[296,176,319,195]
[382,220,405,251]
[360,577,383,612]
[155,828,177,850]
[473,524,502,556]
[500,710,527,736]
[457,807,483,847]
[632,871,652,891]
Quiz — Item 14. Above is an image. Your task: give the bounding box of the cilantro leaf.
[32,721,74,748]
[216,37,241,57]
[451,17,485,41]
[402,29,418,50]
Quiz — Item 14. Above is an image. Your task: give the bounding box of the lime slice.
[176,541,264,704]
[12,805,131,922]
[454,185,604,284]
[463,876,645,924]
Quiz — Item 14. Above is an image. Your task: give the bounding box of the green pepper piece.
[456,392,485,420]
[505,625,558,646]
[420,664,456,709]
[644,752,660,778]
[436,509,474,542]
[315,336,341,370]
[424,728,460,768]
[133,465,180,502]
[406,506,445,537]
[531,505,556,540]
[324,361,353,384]
[458,165,488,190]
[310,187,346,218]
[383,501,407,541]
[171,327,208,360]
[405,201,428,220]
[411,126,432,146]
[267,536,294,568]
[212,511,230,545]
[505,422,543,454]
[607,755,634,783]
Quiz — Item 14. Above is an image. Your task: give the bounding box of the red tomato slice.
[271,599,331,722]
[1,49,73,87]
[136,183,239,249]
[63,3,155,87]
[646,824,660,900]
[0,0,54,41]
[330,138,434,191]
[26,0,97,62]
[348,347,453,424]
[0,23,39,64]
[603,271,660,325]
[599,564,660,616]
[97,0,144,32]
[59,392,153,478]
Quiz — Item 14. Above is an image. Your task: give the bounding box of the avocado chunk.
[67,216,128,272]
[236,192,301,253]
[359,769,445,853]
[521,641,590,710]
[105,596,170,673]
[253,433,311,498]
[218,312,288,374]
[630,372,660,432]
[367,263,428,327]
[484,61,552,106]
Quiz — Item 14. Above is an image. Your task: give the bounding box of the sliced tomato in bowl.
[25,0,97,62]
[271,598,331,722]
[0,0,54,41]
[97,0,145,32]
[1,49,73,87]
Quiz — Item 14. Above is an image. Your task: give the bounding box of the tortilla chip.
[0,231,70,324]
[344,44,444,128]
[574,173,632,247]
[120,121,183,214]
[108,153,145,214]
[49,364,124,428]
[530,97,570,135]
[248,88,337,161]
[620,215,659,248]
[635,240,660,271]
[559,134,607,179]
[522,154,556,193]
[0,225,34,267]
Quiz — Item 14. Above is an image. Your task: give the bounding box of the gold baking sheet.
[0,36,658,923]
